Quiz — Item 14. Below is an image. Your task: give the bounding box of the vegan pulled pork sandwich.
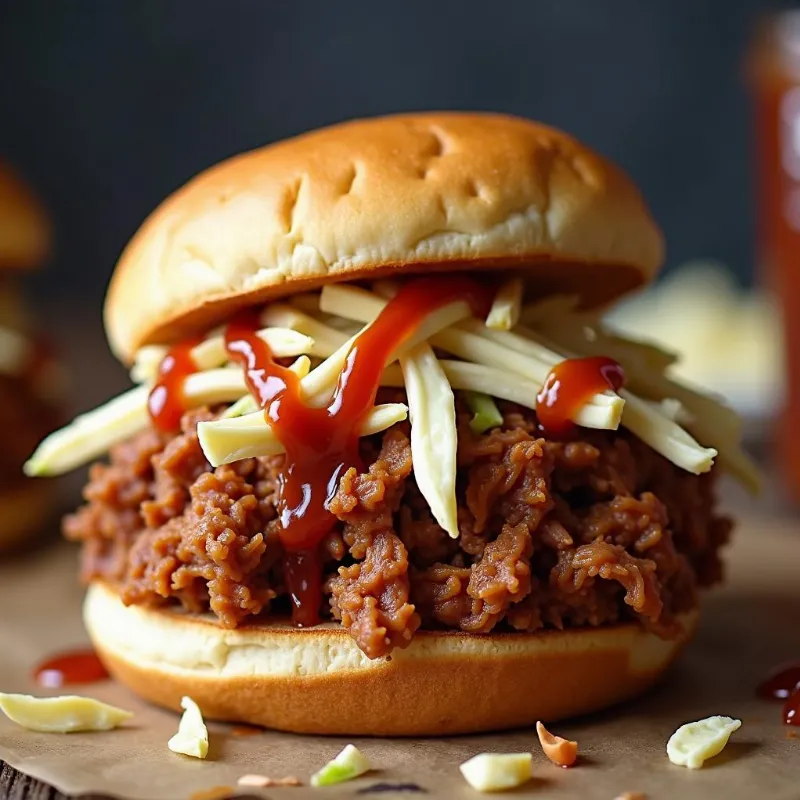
[0,162,60,552]
[26,113,758,735]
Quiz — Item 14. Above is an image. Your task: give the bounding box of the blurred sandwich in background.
[0,162,64,552]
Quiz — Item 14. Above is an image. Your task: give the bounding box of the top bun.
[105,112,663,363]
[0,163,51,270]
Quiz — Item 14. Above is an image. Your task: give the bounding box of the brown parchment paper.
[1,517,799,800]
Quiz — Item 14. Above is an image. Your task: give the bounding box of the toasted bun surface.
[105,112,664,363]
[0,163,51,270]
[0,480,55,554]
[85,581,695,736]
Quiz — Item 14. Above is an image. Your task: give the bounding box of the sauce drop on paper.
[33,649,109,687]
[758,662,800,700]
[784,689,800,726]
[757,661,800,726]
[536,356,624,436]
[224,277,491,626]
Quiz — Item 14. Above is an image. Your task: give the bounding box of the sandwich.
[26,112,757,735]
[0,161,60,552]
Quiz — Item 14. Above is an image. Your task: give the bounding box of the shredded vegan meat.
[326,429,421,657]
[65,395,732,659]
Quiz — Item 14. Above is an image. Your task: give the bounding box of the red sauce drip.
[757,662,800,700]
[33,649,109,688]
[282,549,324,627]
[224,277,491,625]
[785,689,800,726]
[147,339,201,432]
[536,356,625,436]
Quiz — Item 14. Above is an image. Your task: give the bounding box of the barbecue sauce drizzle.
[147,339,201,432]
[145,281,631,627]
[223,277,491,626]
[536,356,625,436]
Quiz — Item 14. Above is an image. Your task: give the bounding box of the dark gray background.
[0,0,793,307]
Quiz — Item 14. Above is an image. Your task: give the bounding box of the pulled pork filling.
[65,394,731,659]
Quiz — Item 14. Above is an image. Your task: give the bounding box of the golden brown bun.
[85,581,695,736]
[0,479,55,554]
[0,163,51,270]
[105,112,664,363]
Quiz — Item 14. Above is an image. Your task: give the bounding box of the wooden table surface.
[0,764,258,800]
[0,763,112,800]
[0,763,58,800]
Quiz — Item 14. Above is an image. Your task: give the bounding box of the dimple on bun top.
[105,112,663,363]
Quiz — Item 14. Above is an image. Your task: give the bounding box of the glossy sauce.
[33,649,109,688]
[757,662,800,699]
[224,277,491,625]
[757,662,800,726]
[535,356,625,436]
[785,690,800,726]
[148,339,201,432]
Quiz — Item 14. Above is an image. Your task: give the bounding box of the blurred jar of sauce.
[749,12,800,499]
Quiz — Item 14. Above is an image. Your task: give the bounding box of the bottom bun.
[0,480,54,554]
[85,581,697,736]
